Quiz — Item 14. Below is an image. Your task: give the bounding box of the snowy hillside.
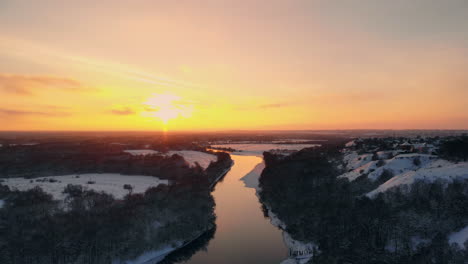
[1,173,168,200]
[341,147,468,198]
[448,226,468,249]
[340,153,439,182]
[124,150,217,169]
[367,162,468,197]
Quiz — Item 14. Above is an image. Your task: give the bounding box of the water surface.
[177,155,287,264]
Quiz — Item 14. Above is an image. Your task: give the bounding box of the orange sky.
[0,0,467,131]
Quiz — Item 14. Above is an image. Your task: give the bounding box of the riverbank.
[120,159,234,264]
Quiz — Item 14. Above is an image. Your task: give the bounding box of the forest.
[259,139,468,264]
[0,140,233,264]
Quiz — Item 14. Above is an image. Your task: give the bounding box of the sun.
[143,93,193,128]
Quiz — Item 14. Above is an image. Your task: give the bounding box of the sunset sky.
[1,0,467,131]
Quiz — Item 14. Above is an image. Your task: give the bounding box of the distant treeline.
[0,143,233,187]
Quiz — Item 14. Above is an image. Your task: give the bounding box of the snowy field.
[211,143,320,156]
[124,149,159,156]
[1,173,168,200]
[124,150,217,169]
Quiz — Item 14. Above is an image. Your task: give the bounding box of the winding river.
[176,154,288,264]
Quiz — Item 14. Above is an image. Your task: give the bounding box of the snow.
[167,150,217,169]
[264,203,316,264]
[240,162,265,190]
[448,226,468,249]
[345,140,356,147]
[124,149,159,156]
[112,244,179,264]
[211,143,319,157]
[340,153,439,182]
[367,162,468,197]
[0,199,4,209]
[342,152,374,171]
[281,232,317,264]
[124,150,217,169]
[272,139,326,143]
[1,173,168,200]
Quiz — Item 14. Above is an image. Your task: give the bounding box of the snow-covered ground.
[240,162,265,190]
[124,149,159,156]
[341,150,468,198]
[1,173,168,200]
[281,232,317,264]
[0,199,4,209]
[112,244,180,264]
[124,150,217,169]
[343,152,374,171]
[211,143,319,157]
[265,203,317,264]
[367,162,468,197]
[340,153,439,182]
[448,226,468,249]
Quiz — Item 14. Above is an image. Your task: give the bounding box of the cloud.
[0,73,91,95]
[0,108,70,117]
[259,103,290,109]
[110,107,136,115]
[235,102,294,111]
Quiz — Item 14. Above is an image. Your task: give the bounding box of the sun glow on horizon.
[142,93,193,130]
[1,1,468,131]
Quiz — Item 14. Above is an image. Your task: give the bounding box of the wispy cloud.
[110,107,136,115]
[0,36,200,90]
[0,108,70,117]
[259,103,290,109]
[0,73,91,95]
[235,102,295,111]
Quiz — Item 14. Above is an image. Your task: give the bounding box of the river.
[176,154,288,264]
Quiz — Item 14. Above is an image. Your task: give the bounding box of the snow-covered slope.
[343,152,374,171]
[448,226,468,249]
[340,153,439,182]
[367,162,468,197]
[1,173,168,200]
[124,150,217,169]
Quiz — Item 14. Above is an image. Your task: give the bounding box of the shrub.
[87,181,96,184]
[413,157,421,166]
[63,184,84,198]
[379,169,394,182]
[376,159,386,167]
[372,153,379,161]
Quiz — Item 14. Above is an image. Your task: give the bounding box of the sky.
[0,0,467,131]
